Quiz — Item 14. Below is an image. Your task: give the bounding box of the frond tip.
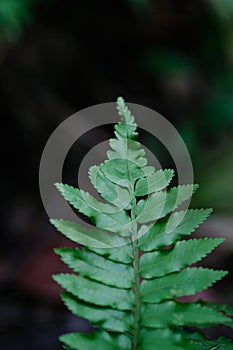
[115,96,138,140]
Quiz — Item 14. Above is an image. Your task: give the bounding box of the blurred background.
[0,0,233,349]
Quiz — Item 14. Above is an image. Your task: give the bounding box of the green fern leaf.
[89,165,132,209]
[55,183,132,234]
[50,219,130,247]
[138,328,195,350]
[53,274,134,310]
[60,331,131,350]
[135,168,174,196]
[141,268,227,303]
[55,247,134,288]
[140,238,224,278]
[107,138,148,167]
[100,158,146,188]
[139,329,233,350]
[50,97,233,350]
[138,208,213,251]
[197,301,233,329]
[62,292,134,332]
[136,184,198,224]
[202,301,233,317]
[141,301,231,328]
[87,244,133,264]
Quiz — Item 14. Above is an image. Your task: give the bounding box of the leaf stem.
[131,196,140,350]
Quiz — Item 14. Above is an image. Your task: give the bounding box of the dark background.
[0,1,233,349]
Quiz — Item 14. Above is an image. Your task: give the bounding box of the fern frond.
[50,97,233,350]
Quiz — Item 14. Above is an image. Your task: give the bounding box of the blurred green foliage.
[209,0,233,21]
[142,50,196,79]
[0,0,37,40]
[203,75,233,130]
[127,0,150,12]
[135,1,233,212]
